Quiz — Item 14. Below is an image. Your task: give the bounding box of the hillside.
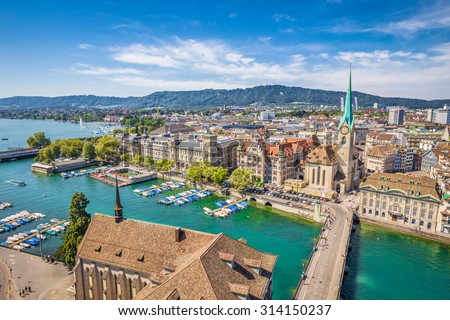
[0,85,448,109]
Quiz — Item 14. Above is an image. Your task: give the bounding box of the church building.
[305,67,362,194]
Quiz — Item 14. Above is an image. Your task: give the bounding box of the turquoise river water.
[0,119,449,300]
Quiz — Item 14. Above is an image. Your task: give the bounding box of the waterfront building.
[359,173,442,231]
[304,68,362,194]
[388,108,405,125]
[237,135,319,184]
[74,182,277,300]
[151,123,196,135]
[141,134,239,170]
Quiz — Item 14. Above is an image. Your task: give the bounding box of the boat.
[204,207,213,216]
[1,138,8,140]
[7,180,26,186]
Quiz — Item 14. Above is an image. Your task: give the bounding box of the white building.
[388,108,405,125]
[433,105,450,124]
[260,111,276,121]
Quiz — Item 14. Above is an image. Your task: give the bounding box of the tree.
[82,142,96,160]
[144,156,155,167]
[95,136,120,162]
[229,168,260,193]
[186,162,206,183]
[155,159,174,178]
[26,132,51,149]
[132,154,144,166]
[56,192,91,268]
[211,166,229,186]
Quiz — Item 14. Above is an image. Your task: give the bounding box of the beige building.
[74,184,277,300]
[141,134,238,170]
[359,173,442,231]
[365,145,397,173]
[237,136,319,185]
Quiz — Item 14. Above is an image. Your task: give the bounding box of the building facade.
[388,108,405,125]
[359,173,442,231]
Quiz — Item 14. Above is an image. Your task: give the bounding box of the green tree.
[82,142,96,160]
[95,136,120,162]
[229,168,260,193]
[120,153,131,162]
[132,154,145,166]
[56,192,91,268]
[211,166,229,186]
[155,159,174,178]
[186,162,206,183]
[26,132,51,149]
[144,156,155,167]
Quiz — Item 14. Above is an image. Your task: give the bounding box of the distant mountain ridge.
[0,85,448,109]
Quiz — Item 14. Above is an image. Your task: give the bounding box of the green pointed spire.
[338,64,354,130]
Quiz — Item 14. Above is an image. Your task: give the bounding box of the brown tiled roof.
[366,145,398,158]
[360,173,441,200]
[307,145,337,165]
[136,233,277,300]
[78,214,277,300]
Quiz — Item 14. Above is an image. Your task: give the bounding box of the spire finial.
[114,173,123,223]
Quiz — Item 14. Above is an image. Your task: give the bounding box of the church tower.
[114,175,123,223]
[336,65,356,193]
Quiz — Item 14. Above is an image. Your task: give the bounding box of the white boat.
[14,234,25,239]
[7,236,19,242]
[36,234,46,240]
[204,207,213,216]
[20,243,31,248]
[50,218,60,223]
[13,245,22,250]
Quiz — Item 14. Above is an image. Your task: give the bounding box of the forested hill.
[0,85,448,109]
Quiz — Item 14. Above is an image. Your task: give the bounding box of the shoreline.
[357,216,450,246]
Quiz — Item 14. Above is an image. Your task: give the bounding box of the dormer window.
[229,283,250,300]
[243,258,262,275]
[219,252,236,269]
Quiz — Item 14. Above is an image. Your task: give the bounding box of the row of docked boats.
[158,189,213,205]
[61,168,100,178]
[203,199,249,218]
[133,181,185,197]
[0,201,12,210]
[0,211,46,233]
[0,221,69,249]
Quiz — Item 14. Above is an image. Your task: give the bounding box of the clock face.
[340,126,349,135]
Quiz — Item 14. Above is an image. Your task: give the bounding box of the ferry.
[1,138,8,140]
[7,180,27,186]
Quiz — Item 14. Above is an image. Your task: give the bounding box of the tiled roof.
[360,173,441,200]
[307,145,337,165]
[366,145,398,158]
[78,214,277,300]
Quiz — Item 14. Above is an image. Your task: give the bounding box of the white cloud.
[272,13,296,23]
[71,38,450,99]
[78,43,92,50]
[71,64,143,76]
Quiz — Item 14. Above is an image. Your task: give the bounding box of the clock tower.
[336,65,356,192]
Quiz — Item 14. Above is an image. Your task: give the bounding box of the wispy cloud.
[228,13,237,18]
[366,3,450,36]
[272,13,296,23]
[71,38,450,99]
[78,43,92,50]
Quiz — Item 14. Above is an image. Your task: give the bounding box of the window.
[381,212,385,217]
[412,208,417,216]
[428,211,434,220]
[427,222,432,230]
[412,219,416,224]
[404,217,409,223]
[362,208,366,214]
[382,202,387,209]
[419,220,424,226]
[369,199,374,207]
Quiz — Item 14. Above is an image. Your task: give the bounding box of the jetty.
[158,189,210,205]
[293,203,353,300]
[0,148,39,162]
[0,202,13,210]
[209,199,246,216]
[0,211,37,229]
[8,220,67,249]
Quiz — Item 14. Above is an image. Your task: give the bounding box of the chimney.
[175,227,181,242]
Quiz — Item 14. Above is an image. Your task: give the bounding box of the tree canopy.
[186,162,229,186]
[55,192,91,268]
[82,142,96,160]
[229,168,260,193]
[26,132,51,149]
[95,136,121,162]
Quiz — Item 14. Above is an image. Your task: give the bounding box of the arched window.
[341,137,347,145]
[427,222,432,229]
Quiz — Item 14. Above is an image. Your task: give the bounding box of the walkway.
[294,203,353,300]
[0,247,74,300]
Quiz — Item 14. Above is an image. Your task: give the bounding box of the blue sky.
[0,0,449,99]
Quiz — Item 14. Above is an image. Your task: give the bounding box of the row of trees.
[186,162,229,186]
[30,132,121,164]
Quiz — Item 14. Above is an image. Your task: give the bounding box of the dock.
[0,148,39,162]
[293,203,353,300]
[209,199,243,215]
[8,220,67,249]
[0,212,35,229]
[158,190,208,205]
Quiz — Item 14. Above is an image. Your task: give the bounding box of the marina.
[204,199,250,218]
[6,220,68,250]
[0,202,12,210]
[157,189,213,205]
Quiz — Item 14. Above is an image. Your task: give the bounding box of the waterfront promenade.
[0,247,73,300]
[294,203,353,300]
